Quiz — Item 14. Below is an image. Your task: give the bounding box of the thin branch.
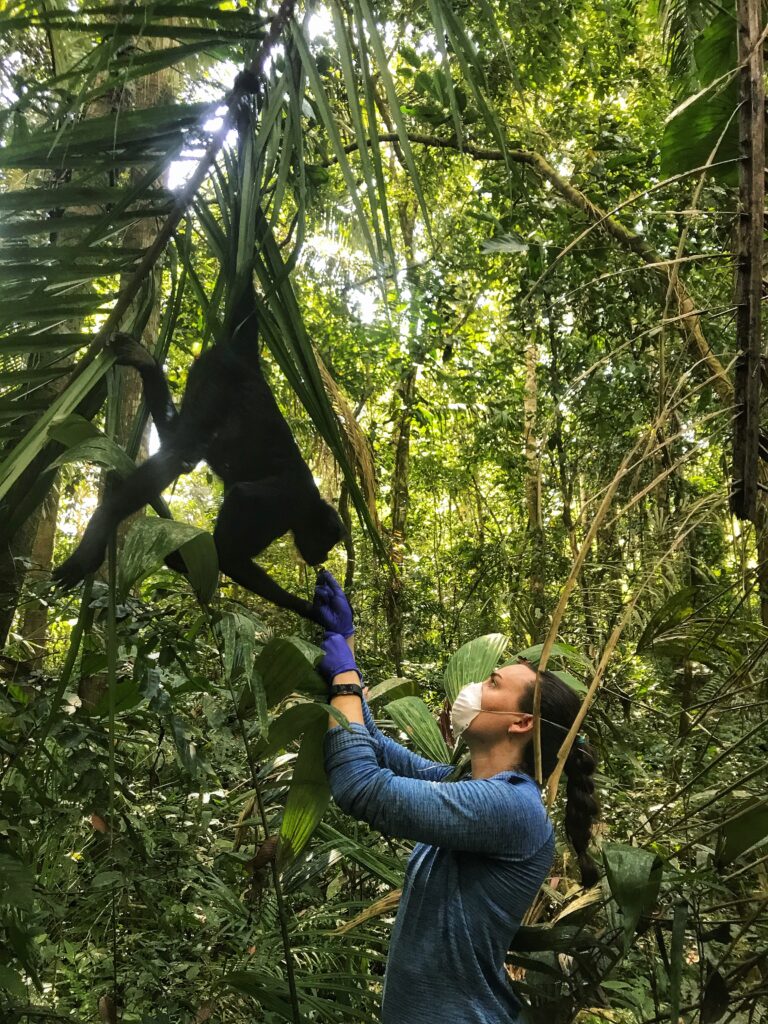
[319,130,735,400]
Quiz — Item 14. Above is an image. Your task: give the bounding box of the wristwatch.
[328,682,364,699]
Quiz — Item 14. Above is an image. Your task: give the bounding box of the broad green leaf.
[660,83,738,183]
[48,414,101,446]
[550,670,588,694]
[694,12,736,86]
[366,676,417,705]
[385,696,450,763]
[118,518,218,603]
[0,965,25,999]
[444,633,508,702]
[221,610,267,729]
[93,679,143,716]
[285,635,323,666]
[515,641,594,673]
[222,971,294,1016]
[278,715,331,867]
[256,638,325,708]
[253,701,327,760]
[603,843,663,948]
[715,797,768,867]
[91,870,124,888]
[220,610,257,685]
[52,436,136,478]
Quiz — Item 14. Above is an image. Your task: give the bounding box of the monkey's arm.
[216,554,320,621]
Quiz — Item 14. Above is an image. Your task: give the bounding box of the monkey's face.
[294,501,345,565]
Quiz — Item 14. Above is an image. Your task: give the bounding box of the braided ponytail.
[564,739,600,887]
[517,661,601,887]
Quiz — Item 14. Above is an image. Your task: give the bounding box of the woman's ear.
[507,713,534,736]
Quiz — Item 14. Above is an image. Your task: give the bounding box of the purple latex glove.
[313,569,355,637]
[318,632,361,686]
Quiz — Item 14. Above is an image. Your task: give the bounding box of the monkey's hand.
[313,569,354,637]
[109,333,156,371]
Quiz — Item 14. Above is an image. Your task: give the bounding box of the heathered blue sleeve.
[360,695,453,782]
[324,723,550,855]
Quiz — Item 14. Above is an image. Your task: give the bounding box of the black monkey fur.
[53,282,344,622]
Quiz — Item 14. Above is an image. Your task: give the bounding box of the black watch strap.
[328,682,364,699]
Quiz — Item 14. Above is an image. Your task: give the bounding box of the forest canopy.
[1,0,767,1022]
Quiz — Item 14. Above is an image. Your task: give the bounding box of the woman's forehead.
[496,663,536,687]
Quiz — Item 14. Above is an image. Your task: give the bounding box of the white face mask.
[449,681,485,738]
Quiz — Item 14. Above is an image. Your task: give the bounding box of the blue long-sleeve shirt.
[323,699,555,1024]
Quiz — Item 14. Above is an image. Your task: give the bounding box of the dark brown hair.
[516,661,601,887]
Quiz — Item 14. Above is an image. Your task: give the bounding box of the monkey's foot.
[164,548,188,574]
[52,544,107,590]
[109,333,156,370]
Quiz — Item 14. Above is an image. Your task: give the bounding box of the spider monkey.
[53,280,344,622]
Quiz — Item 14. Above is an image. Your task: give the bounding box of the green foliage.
[278,715,331,868]
[1,0,767,1020]
[660,13,739,181]
[603,844,664,948]
[384,696,451,762]
[119,518,218,603]
[443,633,508,702]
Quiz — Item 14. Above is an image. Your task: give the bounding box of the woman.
[313,571,600,1024]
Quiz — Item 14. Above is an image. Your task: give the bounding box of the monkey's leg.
[214,481,319,622]
[110,334,179,444]
[53,449,187,588]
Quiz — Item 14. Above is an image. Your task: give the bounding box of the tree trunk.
[111,54,175,541]
[731,0,764,521]
[0,513,41,650]
[19,480,61,667]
